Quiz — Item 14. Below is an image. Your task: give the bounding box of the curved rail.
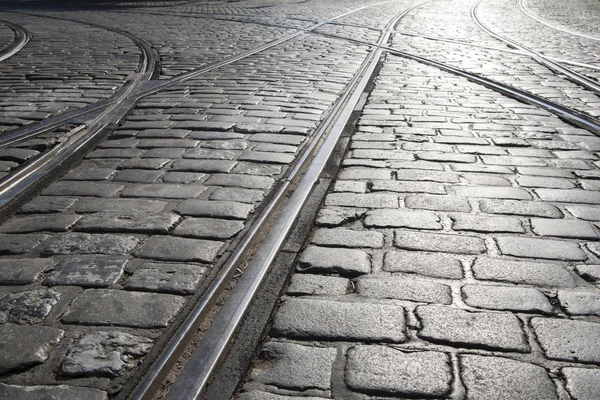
[0,20,31,62]
[0,13,159,148]
[394,30,600,71]
[0,1,391,148]
[471,0,600,94]
[517,0,600,42]
[310,28,600,134]
[156,3,430,400]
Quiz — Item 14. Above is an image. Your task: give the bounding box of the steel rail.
[517,0,600,42]
[0,19,31,62]
[0,13,159,148]
[303,25,600,134]
[159,3,429,399]
[471,0,600,94]
[380,45,600,134]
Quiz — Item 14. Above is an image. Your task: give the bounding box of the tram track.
[0,2,599,399]
[517,0,600,42]
[471,0,600,94]
[0,0,395,219]
[0,19,30,62]
[143,11,600,400]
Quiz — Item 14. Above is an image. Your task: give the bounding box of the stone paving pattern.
[240,56,600,399]
[0,0,383,397]
[0,0,599,398]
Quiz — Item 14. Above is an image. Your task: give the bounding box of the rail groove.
[0,19,31,62]
[471,0,600,94]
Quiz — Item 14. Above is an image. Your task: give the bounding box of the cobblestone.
[460,355,558,400]
[61,289,184,328]
[496,236,587,260]
[0,384,107,400]
[532,318,600,363]
[346,346,452,397]
[272,298,406,343]
[563,367,600,400]
[356,276,452,304]
[384,251,464,279]
[297,246,371,276]
[557,290,600,316]
[417,305,529,352]
[395,231,487,254]
[61,331,153,378]
[249,342,336,391]
[0,325,63,375]
[462,284,553,314]
[472,257,575,287]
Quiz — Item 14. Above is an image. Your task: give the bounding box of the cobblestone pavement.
[0,0,599,399]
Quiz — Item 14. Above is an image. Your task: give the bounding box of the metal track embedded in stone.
[0,19,30,62]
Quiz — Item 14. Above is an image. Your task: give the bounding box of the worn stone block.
[405,195,471,212]
[453,186,532,200]
[209,187,264,203]
[204,173,274,189]
[496,237,587,261]
[557,290,600,316]
[61,289,184,328]
[563,367,600,400]
[297,246,371,276]
[286,274,350,296]
[250,342,335,391]
[460,355,557,400]
[395,231,486,254]
[0,325,63,374]
[75,212,180,234]
[61,331,153,377]
[325,193,398,208]
[356,276,452,304]
[384,251,463,279]
[75,198,167,214]
[43,182,123,197]
[0,384,107,400]
[371,180,446,194]
[42,233,140,255]
[346,346,452,397]
[312,228,384,248]
[0,288,61,324]
[174,200,254,219]
[479,199,562,218]
[462,284,552,314]
[124,262,206,294]
[121,184,205,199]
[19,197,77,214]
[531,219,600,240]
[135,236,223,263]
[174,217,244,239]
[0,234,49,254]
[566,205,600,221]
[532,318,600,363]
[450,214,524,233]
[417,305,528,352]
[472,257,575,287]
[364,209,442,229]
[536,189,600,204]
[0,258,54,285]
[44,256,126,287]
[272,298,406,342]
